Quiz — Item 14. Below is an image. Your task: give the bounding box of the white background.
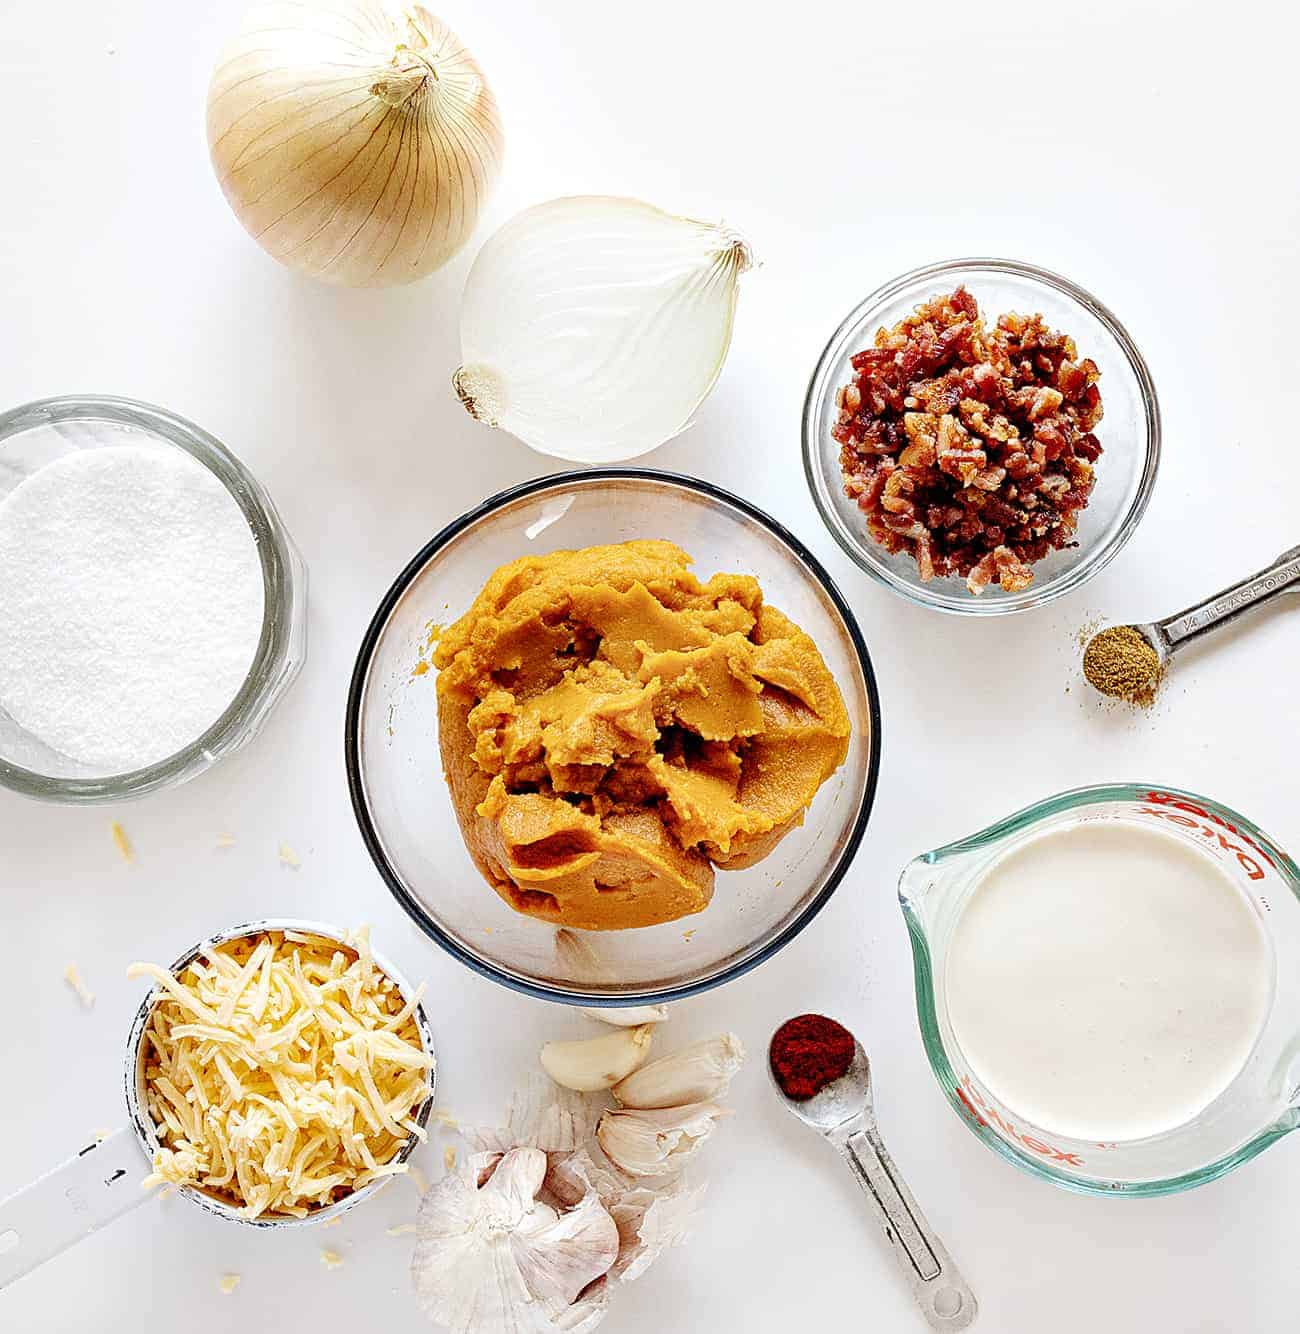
[2,1,1299,1330]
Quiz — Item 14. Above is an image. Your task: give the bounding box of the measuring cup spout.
[897,852,955,935]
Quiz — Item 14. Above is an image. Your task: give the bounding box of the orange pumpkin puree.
[434,541,850,930]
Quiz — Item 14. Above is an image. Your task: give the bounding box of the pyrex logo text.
[957,1076,1085,1166]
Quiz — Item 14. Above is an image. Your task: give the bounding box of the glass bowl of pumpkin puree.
[346,470,880,1005]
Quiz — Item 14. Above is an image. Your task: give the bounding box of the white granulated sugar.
[0,443,265,771]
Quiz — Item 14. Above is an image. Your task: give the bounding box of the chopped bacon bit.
[993,545,1035,592]
[834,288,1102,593]
[966,551,997,594]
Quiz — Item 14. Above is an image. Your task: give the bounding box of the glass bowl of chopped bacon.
[803,258,1160,614]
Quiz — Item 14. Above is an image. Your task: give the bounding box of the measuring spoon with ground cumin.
[1083,543,1300,705]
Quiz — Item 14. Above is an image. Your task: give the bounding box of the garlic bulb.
[548,1146,704,1283]
[612,1034,745,1109]
[208,2,502,287]
[541,1025,654,1093]
[413,1147,617,1334]
[454,196,753,462]
[434,1084,722,1330]
[580,1005,670,1028]
[596,1104,729,1178]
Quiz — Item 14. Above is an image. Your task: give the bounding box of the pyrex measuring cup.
[899,784,1300,1196]
[0,918,435,1289]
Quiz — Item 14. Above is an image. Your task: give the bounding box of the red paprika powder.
[769,1013,856,1100]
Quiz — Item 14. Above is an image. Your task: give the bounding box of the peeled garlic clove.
[580,1005,669,1028]
[541,1024,654,1092]
[596,1103,729,1177]
[611,1033,745,1109]
[455,196,752,462]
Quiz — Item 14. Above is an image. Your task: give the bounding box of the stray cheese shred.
[128,928,432,1220]
[64,963,95,1008]
[110,821,134,864]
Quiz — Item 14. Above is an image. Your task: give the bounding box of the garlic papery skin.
[468,1078,600,1158]
[454,196,753,462]
[611,1033,745,1109]
[541,1025,654,1093]
[580,1005,670,1028]
[547,1146,703,1284]
[208,2,502,287]
[607,1177,705,1283]
[596,1103,729,1177]
[413,1147,617,1334]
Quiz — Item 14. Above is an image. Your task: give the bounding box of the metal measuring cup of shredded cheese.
[0,918,436,1290]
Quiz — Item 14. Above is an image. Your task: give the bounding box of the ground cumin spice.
[1082,625,1163,706]
[769,1014,856,1100]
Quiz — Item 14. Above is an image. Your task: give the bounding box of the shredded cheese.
[278,842,301,869]
[216,832,236,849]
[386,1222,417,1237]
[64,963,95,1008]
[320,1249,344,1270]
[218,1274,240,1295]
[129,928,432,1221]
[110,821,133,864]
[443,1145,457,1172]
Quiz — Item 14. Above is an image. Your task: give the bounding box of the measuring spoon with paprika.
[769,1015,977,1331]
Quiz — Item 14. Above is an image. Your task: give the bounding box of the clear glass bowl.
[900,784,1300,1196]
[803,258,1161,615]
[0,395,307,802]
[346,470,881,1005]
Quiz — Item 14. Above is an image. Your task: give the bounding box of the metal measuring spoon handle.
[1151,543,1300,657]
[834,1118,978,1330]
[0,1129,147,1290]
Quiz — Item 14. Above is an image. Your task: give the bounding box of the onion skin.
[207,2,502,287]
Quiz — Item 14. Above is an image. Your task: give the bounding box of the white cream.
[945,821,1273,1143]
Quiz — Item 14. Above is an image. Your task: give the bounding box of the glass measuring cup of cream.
[899,784,1300,1196]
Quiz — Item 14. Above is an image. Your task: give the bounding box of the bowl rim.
[801,256,1162,616]
[344,467,883,1006]
[0,393,306,802]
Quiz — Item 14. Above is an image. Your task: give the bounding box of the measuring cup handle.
[841,1127,978,1331]
[0,1129,150,1290]
[1158,544,1300,650]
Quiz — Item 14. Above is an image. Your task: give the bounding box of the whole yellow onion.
[207,2,503,287]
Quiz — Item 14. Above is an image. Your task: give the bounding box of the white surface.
[1,1,1298,1330]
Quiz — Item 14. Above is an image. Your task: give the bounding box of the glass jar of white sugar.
[0,395,307,802]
